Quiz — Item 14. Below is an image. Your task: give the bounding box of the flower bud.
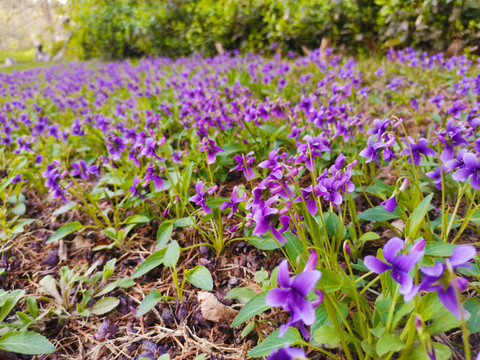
[399,178,409,192]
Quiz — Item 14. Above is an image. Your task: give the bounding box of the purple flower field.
[0,47,479,359]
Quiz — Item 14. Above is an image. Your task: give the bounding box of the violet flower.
[231,151,255,180]
[359,136,385,165]
[219,186,244,218]
[199,138,224,165]
[451,152,480,189]
[266,251,323,338]
[428,95,444,109]
[381,195,397,213]
[405,245,476,319]
[189,181,212,213]
[267,345,307,360]
[400,137,436,166]
[364,237,425,296]
[70,160,100,180]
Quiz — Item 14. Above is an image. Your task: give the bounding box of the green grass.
[0,48,35,63]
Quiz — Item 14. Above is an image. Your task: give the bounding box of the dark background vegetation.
[67,0,480,60]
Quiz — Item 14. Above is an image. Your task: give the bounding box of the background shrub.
[68,0,480,59]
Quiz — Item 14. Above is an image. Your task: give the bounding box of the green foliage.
[68,0,480,60]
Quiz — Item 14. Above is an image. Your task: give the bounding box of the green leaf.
[52,202,77,216]
[424,242,455,256]
[0,331,55,355]
[131,248,166,279]
[185,265,213,291]
[248,327,302,357]
[164,240,180,268]
[89,297,119,315]
[173,217,195,227]
[405,193,433,237]
[358,206,402,222]
[157,220,173,248]
[241,321,256,337]
[284,232,305,266]
[10,203,25,215]
[225,287,256,304]
[0,290,24,322]
[231,291,269,327]
[320,268,342,293]
[407,342,451,360]
[245,236,281,250]
[313,325,340,345]
[47,221,83,244]
[465,298,480,333]
[125,214,150,224]
[137,289,163,316]
[376,333,404,356]
[359,232,380,243]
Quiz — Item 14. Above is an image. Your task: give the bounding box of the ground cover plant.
[0,47,479,359]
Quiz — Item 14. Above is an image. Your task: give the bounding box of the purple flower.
[317,177,343,206]
[189,181,212,213]
[381,195,397,213]
[294,186,320,216]
[70,160,100,180]
[448,100,468,120]
[400,137,436,166]
[199,138,224,165]
[411,98,419,111]
[106,135,126,161]
[142,164,164,190]
[219,186,244,218]
[231,151,255,180]
[267,345,307,360]
[406,245,476,318]
[426,166,444,190]
[364,237,424,296]
[451,152,480,189]
[428,95,444,109]
[266,252,323,337]
[251,196,279,236]
[359,136,385,165]
[129,176,145,199]
[298,95,316,114]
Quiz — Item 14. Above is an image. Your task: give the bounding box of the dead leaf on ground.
[197,291,237,323]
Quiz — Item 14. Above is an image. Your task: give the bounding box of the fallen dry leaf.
[197,291,237,323]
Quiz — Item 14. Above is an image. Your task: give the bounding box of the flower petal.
[383,237,404,264]
[394,252,423,273]
[266,288,290,308]
[292,270,321,297]
[277,259,292,288]
[450,245,476,268]
[463,152,478,169]
[364,256,391,274]
[452,168,472,182]
[438,285,464,319]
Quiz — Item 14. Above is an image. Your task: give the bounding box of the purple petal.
[471,173,480,190]
[391,270,413,295]
[452,168,472,182]
[292,270,321,297]
[463,152,478,169]
[394,252,423,273]
[450,245,476,268]
[277,260,292,288]
[383,237,404,264]
[265,288,290,308]
[295,296,316,326]
[306,199,317,216]
[364,256,391,274]
[438,285,464,319]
